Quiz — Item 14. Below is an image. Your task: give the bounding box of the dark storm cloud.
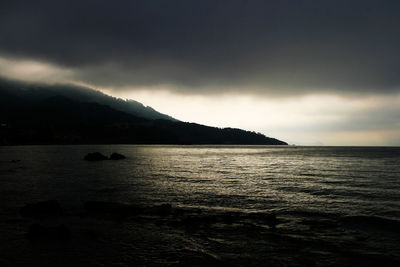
[0,0,399,94]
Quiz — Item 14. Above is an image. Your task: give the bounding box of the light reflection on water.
[1,145,399,218]
[1,145,400,265]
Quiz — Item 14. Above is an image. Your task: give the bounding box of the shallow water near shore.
[1,145,400,266]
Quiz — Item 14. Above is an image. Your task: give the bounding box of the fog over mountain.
[0,78,176,121]
[0,78,287,145]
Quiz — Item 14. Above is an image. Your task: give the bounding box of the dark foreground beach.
[2,200,400,266]
[1,145,400,266]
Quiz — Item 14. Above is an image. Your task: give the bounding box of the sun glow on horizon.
[104,88,400,146]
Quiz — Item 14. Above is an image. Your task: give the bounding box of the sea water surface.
[1,145,400,266]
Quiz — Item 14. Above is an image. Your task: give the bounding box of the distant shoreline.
[2,144,400,148]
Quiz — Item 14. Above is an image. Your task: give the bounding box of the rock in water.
[109,152,126,160]
[84,152,108,161]
[84,201,142,220]
[26,223,70,242]
[20,200,62,218]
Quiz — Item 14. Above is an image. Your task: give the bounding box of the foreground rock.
[83,152,126,161]
[83,152,108,161]
[109,152,126,160]
[84,201,143,220]
[20,200,62,218]
[26,223,70,242]
[84,202,174,220]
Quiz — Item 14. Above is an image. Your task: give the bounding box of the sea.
[0,145,399,266]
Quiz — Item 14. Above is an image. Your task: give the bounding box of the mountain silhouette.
[0,77,176,121]
[0,78,287,145]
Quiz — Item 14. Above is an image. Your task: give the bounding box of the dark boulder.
[26,223,70,242]
[84,201,142,220]
[109,152,126,160]
[84,152,108,161]
[20,200,62,218]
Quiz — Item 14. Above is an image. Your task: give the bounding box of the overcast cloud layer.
[1,0,400,95]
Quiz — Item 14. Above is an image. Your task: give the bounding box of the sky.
[0,0,399,145]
